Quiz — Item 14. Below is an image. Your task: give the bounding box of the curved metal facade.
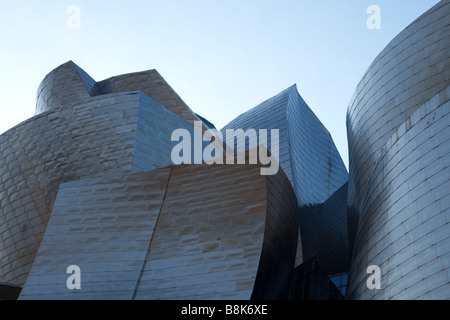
[346,1,450,299]
[221,85,350,290]
[0,62,206,288]
[1,62,306,299]
[19,163,300,300]
[222,85,348,206]
[3,2,447,299]
[0,89,195,287]
[36,61,201,126]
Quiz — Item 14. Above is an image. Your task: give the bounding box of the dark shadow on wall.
[290,258,346,300]
[292,182,350,300]
[251,182,350,300]
[0,283,22,300]
[299,182,350,277]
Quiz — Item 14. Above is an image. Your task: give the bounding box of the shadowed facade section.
[299,182,350,277]
[221,85,350,296]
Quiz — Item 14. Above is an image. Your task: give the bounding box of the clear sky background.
[0,0,441,169]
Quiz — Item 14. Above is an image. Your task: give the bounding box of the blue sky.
[0,0,441,168]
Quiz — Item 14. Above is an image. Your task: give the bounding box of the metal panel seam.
[131,166,173,300]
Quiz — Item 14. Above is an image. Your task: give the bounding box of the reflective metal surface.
[19,163,300,300]
[221,85,348,206]
[2,63,304,300]
[221,85,350,289]
[3,2,448,299]
[0,64,197,287]
[346,1,450,299]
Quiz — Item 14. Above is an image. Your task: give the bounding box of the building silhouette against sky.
[0,0,448,300]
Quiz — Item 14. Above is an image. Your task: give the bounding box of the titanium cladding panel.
[347,88,450,300]
[346,1,450,300]
[0,61,199,287]
[222,85,348,206]
[19,163,300,300]
[3,61,303,299]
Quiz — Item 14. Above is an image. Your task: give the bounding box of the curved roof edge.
[35,61,202,126]
[347,0,448,116]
